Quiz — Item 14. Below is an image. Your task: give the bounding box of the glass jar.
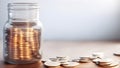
[3,3,42,64]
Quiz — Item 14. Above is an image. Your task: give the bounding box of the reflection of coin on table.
[102,62,119,68]
[108,62,119,67]
[44,61,61,68]
[62,62,79,68]
[94,58,119,68]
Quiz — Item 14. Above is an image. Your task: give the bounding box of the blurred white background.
[0,0,120,41]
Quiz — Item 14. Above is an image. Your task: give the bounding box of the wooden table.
[1,41,120,68]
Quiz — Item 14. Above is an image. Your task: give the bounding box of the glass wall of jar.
[3,3,42,64]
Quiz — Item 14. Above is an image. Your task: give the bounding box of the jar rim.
[8,3,39,6]
[8,3,39,10]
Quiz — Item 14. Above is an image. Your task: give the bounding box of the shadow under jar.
[3,3,42,64]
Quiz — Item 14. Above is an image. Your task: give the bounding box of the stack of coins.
[5,26,41,61]
[79,57,90,63]
[93,58,119,68]
[98,61,119,68]
[56,56,70,64]
[9,28,19,60]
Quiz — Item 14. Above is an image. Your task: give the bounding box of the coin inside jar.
[5,22,41,62]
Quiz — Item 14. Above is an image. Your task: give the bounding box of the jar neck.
[8,3,40,23]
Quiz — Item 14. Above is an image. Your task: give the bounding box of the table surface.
[1,41,120,68]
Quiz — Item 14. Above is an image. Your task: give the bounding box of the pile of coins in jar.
[5,24,41,61]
